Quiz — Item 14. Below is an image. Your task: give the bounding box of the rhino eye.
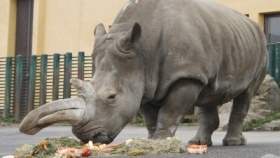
[107,94,116,101]
[106,94,117,105]
[100,88,118,105]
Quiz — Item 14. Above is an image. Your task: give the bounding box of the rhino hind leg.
[222,82,260,146]
[223,89,252,146]
[188,106,219,146]
[223,70,266,146]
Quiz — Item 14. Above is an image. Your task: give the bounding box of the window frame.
[264,13,280,44]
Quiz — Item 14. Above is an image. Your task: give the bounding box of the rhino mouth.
[91,130,114,144]
[75,127,115,144]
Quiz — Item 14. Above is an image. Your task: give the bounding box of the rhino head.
[20,23,145,144]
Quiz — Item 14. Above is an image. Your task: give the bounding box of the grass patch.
[131,114,145,126]
[242,112,280,131]
[0,116,17,126]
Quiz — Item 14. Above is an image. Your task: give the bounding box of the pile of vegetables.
[14,137,84,158]
[14,137,187,157]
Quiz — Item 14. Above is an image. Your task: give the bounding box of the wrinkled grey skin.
[20,0,268,146]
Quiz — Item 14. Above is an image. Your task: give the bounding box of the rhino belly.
[194,76,251,107]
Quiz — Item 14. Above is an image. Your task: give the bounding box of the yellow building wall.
[215,0,280,30]
[1,0,280,57]
[31,0,280,55]
[33,0,127,55]
[0,0,16,57]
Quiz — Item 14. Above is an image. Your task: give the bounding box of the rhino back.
[113,0,268,103]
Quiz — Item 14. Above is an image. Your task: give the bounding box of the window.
[265,14,280,44]
[15,0,34,56]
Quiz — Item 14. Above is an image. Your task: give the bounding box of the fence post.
[64,52,72,98]
[268,44,276,78]
[92,55,95,76]
[14,55,23,122]
[40,54,48,106]
[27,55,37,112]
[53,53,60,100]
[4,57,13,118]
[78,51,85,80]
[275,43,280,85]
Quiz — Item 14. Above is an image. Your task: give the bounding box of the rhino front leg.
[152,79,203,139]
[139,104,160,138]
[188,106,219,146]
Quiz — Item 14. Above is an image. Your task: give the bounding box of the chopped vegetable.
[80,148,91,157]
[187,145,207,154]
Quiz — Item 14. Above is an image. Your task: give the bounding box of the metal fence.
[1,43,280,121]
[0,52,93,121]
[268,42,280,84]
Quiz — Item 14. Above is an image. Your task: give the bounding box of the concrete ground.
[1,125,280,157]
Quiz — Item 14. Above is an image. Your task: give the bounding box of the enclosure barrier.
[0,52,94,121]
[268,43,280,84]
[1,43,280,121]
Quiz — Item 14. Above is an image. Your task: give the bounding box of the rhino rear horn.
[70,78,94,98]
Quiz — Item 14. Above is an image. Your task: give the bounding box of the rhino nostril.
[101,131,108,136]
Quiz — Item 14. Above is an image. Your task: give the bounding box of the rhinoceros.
[20,0,268,146]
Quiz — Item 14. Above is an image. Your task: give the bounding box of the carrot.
[58,147,78,153]
[102,143,124,151]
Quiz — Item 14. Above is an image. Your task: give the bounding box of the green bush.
[242,112,280,131]
[0,116,16,126]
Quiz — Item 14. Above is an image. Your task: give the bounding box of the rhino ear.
[119,22,142,51]
[94,23,107,38]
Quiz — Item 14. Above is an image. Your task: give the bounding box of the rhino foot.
[188,136,213,146]
[151,130,174,139]
[223,136,246,146]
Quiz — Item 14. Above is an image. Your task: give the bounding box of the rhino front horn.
[19,98,85,135]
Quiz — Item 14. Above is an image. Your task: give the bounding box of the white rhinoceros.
[20,0,268,146]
